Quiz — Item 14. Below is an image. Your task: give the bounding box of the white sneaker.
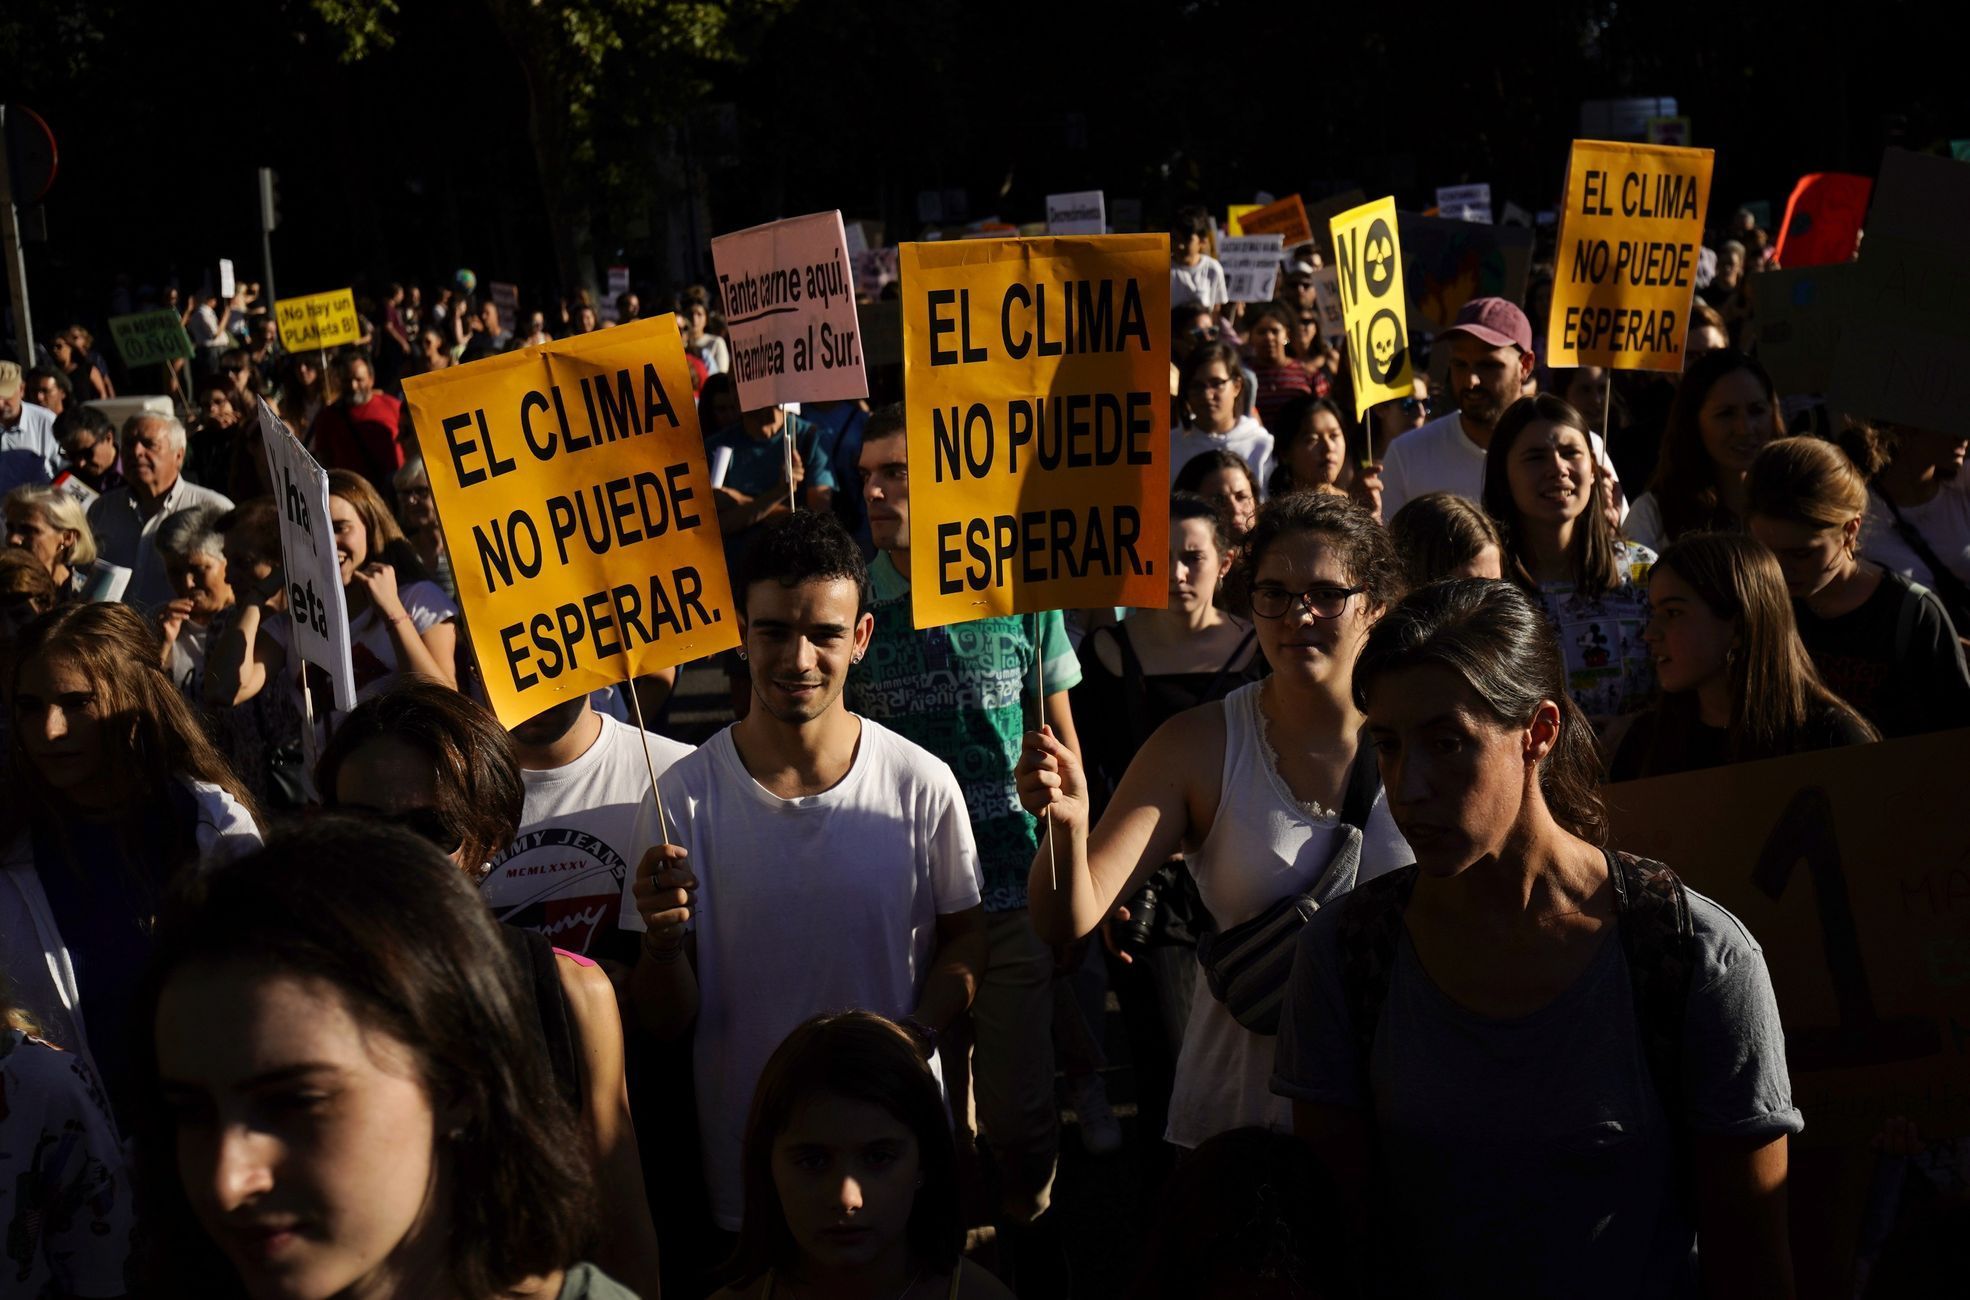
[1063,1073,1122,1156]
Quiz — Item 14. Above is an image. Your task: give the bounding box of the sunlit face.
[419,329,446,359]
[741,577,873,727]
[1505,419,1597,528]
[1446,335,1526,427]
[157,966,447,1300]
[1288,408,1348,489]
[688,303,708,338]
[5,505,75,576]
[1186,360,1239,432]
[1247,531,1379,691]
[1448,545,1504,581]
[1697,369,1777,474]
[1174,231,1206,263]
[168,548,234,619]
[858,434,909,555]
[341,362,375,407]
[328,495,369,583]
[771,1092,921,1273]
[1366,664,1550,876]
[48,336,74,367]
[62,430,119,478]
[1169,517,1224,614]
[1643,565,1735,697]
[577,306,598,333]
[1746,514,1858,600]
[0,392,19,423]
[1287,275,1318,311]
[1898,427,1968,482]
[13,655,109,799]
[1249,318,1290,367]
[124,418,185,496]
[1197,466,1257,538]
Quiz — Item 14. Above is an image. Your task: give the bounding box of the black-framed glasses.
[1400,397,1432,416]
[1249,584,1365,621]
[1187,326,1220,342]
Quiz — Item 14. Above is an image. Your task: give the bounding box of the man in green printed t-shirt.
[844,404,1084,1247]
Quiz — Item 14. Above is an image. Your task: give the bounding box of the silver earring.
[737,648,748,661]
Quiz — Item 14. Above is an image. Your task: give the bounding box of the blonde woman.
[3,484,96,597]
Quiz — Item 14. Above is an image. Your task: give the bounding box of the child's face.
[1174,230,1206,262]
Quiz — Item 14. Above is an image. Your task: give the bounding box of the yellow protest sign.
[1329,196,1415,419]
[401,318,738,728]
[1547,140,1714,371]
[1227,204,1260,236]
[900,235,1170,629]
[276,287,362,352]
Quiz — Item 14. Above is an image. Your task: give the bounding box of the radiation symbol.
[1363,218,1396,298]
[1367,308,1405,386]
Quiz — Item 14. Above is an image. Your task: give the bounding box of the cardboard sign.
[275,288,362,353]
[489,281,521,333]
[401,317,739,727]
[1774,173,1873,270]
[710,209,868,411]
[1218,233,1285,302]
[1045,190,1107,236]
[107,309,195,368]
[1399,213,1536,332]
[1747,264,1857,396]
[1435,183,1493,223]
[1308,267,1348,352]
[1605,727,1970,1284]
[1236,194,1315,249]
[218,258,236,301]
[1828,150,1970,437]
[600,266,631,323]
[1329,196,1415,418]
[1226,204,1261,236]
[256,399,357,711]
[1547,140,1714,371]
[899,235,1170,628]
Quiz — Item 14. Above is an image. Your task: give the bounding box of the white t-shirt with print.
[482,714,690,955]
[1381,411,1626,524]
[1171,256,1230,310]
[619,719,982,1230]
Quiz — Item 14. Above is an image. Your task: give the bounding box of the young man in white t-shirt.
[485,692,691,962]
[624,511,988,1234]
[1380,297,1623,522]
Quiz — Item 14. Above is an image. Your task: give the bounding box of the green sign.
[108,309,196,368]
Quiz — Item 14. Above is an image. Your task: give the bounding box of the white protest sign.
[219,258,236,300]
[256,399,357,710]
[1309,266,1349,351]
[1436,183,1493,223]
[1218,233,1286,301]
[600,266,630,322]
[711,209,868,409]
[1045,190,1107,236]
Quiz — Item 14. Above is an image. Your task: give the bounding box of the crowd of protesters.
[0,186,1964,1300]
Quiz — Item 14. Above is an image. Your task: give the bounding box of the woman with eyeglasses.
[1173,340,1274,501]
[1482,394,1657,723]
[315,678,665,1298]
[0,603,261,1114]
[1018,493,1413,1152]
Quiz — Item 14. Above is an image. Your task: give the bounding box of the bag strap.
[1875,484,1970,631]
[1339,864,1419,1101]
[1608,850,1696,1140]
[1339,731,1382,830]
[1196,627,1257,703]
[1098,624,1155,750]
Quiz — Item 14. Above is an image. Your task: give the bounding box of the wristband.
[642,930,686,963]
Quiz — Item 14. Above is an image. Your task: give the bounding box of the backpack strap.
[1338,732,1382,831]
[1607,850,1696,1135]
[498,924,583,1114]
[1338,864,1420,1102]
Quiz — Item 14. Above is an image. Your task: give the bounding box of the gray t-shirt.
[1272,882,1801,1299]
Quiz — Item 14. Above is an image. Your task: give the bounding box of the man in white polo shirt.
[1381,298,1623,522]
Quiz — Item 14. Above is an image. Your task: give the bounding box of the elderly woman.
[152,504,236,698]
[4,485,96,598]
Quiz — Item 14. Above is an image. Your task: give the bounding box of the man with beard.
[1380,298,1622,521]
[485,692,692,963]
[624,511,987,1237]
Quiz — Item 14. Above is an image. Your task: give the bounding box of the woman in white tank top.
[1017,493,1414,1147]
